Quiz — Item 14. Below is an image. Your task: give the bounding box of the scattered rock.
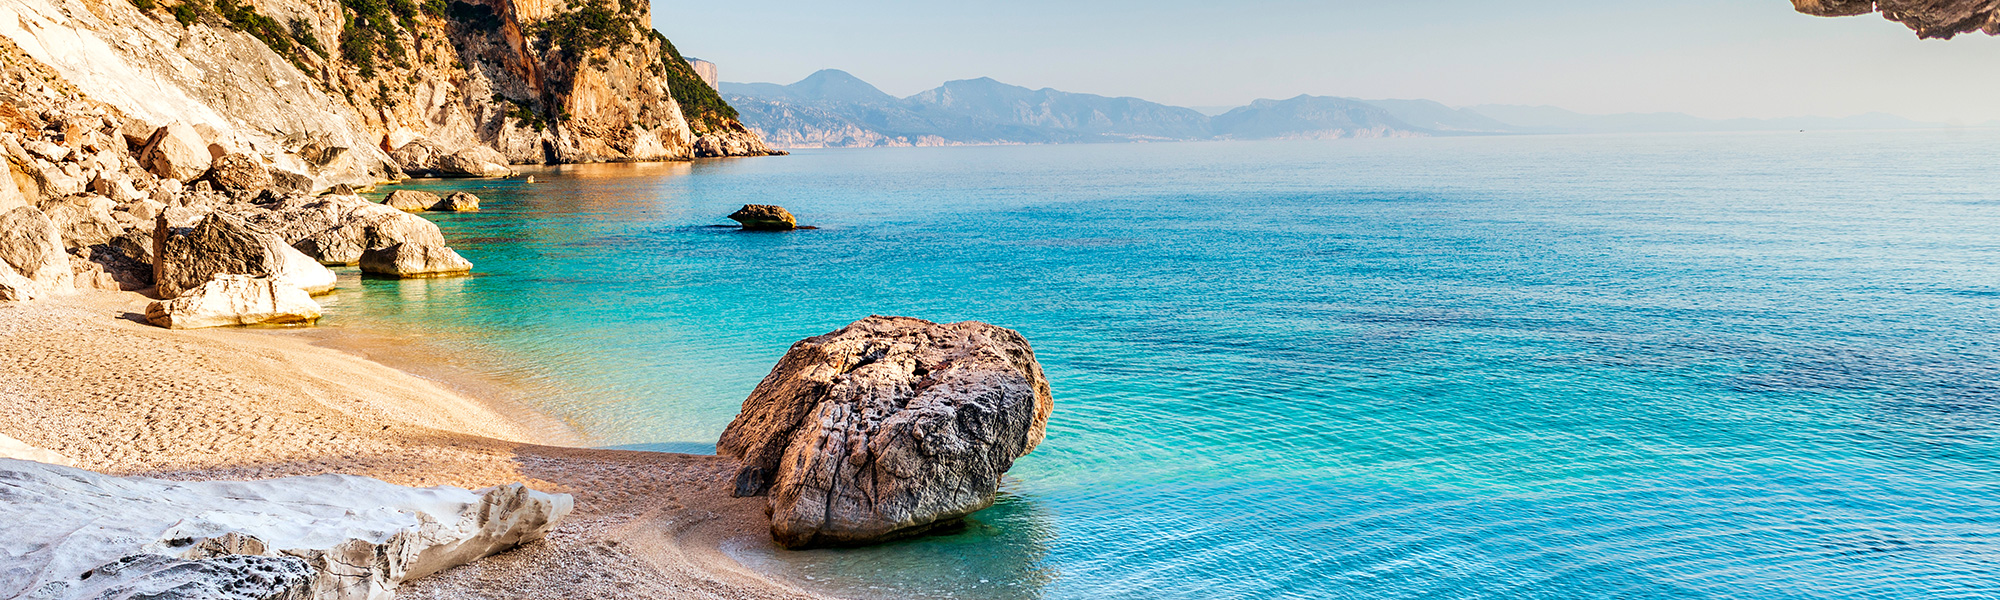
[154,213,338,298]
[145,274,321,329]
[40,194,121,248]
[0,458,572,600]
[204,153,272,191]
[727,204,798,231]
[716,316,1054,549]
[384,189,439,211]
[438,191,479,212]
[269,168,313,194]
[359,243,473,278]
[23,139,67,162]
[140,122,211,182]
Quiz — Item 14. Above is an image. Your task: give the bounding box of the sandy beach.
[0,290,834,600]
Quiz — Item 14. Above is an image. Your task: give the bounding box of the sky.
[651,0,2000,124]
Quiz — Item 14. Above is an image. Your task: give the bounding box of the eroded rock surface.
[1792,0,2000,38]
[154,213,336,298]
[0,458,573,600]
[145,274,321,330]
[0,205,73,299]
[717,316,1053,548]
[234,194,450,265]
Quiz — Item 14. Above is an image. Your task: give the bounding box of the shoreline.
[0,289,837,600]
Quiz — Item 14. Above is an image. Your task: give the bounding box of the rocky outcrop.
[0,458,572,600]
[360,243,474,278]
[716,316,1054,549]
[391,141,512,178]
[145,274,322,329]
[726,204,798,230]
[229,194,449,265]
[1792,0,2000,38]
[154,213,336,298]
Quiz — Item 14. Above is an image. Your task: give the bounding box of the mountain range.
[723,70,1952,149]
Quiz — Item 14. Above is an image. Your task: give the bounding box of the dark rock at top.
[727,204,797,230]
[1793,0,2000,38]
[717,316,1054,549]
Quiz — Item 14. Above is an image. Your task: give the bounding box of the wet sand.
[0,290,833,600]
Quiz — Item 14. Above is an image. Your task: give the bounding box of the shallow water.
[325,132,2000,599]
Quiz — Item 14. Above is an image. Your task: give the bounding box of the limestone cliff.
[0,0,772,190]
[1792,0,2000,38]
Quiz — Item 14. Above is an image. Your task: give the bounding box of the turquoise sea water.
[326,132,2000,599]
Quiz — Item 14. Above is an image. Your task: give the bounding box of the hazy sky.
[652,0,2000,123]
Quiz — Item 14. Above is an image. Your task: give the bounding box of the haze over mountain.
[724,70,1956,149]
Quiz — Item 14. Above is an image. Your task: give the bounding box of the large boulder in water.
[154,214,337,298]
[384,189,438,212]
[717,316,1053,548]
[145,274,322,329]
[726,204,797,231]
[0,458,572,600]
[0,206,74,300]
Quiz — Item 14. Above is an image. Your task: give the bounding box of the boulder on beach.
[0,206,75,300]
[726,204,797,231]
[145,274,322,329]
[359,242,473,278]
[384,189,439,212]
[717,316,1053,549]
[154,213,338,298]
[438,191,480,212]
[0,458,572,600]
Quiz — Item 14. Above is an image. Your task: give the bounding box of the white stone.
[0,432,72,466]
[145,274,321,329]
[0,458,573,600]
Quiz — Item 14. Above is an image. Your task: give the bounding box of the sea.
[321,131,2000,599]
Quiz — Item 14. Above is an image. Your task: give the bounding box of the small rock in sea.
[145,274,320,329]
[726,204,798,231]
[524,176,535,184]
[717,316,1053,549]
[384,189,438,212]
[436,191,479,212]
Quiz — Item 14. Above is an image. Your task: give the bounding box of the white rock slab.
[0,459,573,600]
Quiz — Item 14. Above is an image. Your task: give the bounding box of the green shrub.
[532,0,637,58]
[131,0,156,12]
[171,1,198,26]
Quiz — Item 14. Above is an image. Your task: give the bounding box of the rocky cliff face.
[0,0,772,191]
[1792,0,2000,38]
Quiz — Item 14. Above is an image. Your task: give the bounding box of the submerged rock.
[359,243,473,278]
[384,189,439,212]
[145,274,322,329]
[0,458,572,600]
[438,191,480,212]
[154,214,337,298]
[726,204,798,231]
[717,316,1053,548]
